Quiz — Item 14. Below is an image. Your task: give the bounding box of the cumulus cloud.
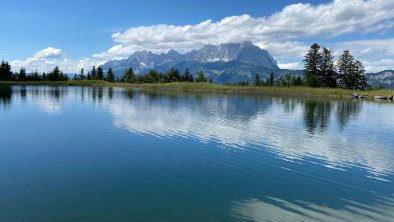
[10,0,394,73]
[278,62,304,70]
[363,59,394,72]
[95,0,394,60]
[11,47,106,73]
[33,47,64,58]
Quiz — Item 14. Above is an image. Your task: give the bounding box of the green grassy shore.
[1,80,393,99]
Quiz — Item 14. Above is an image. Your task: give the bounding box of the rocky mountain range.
[101,42,286,83]
[101,42,394,87]
[365,70,394,88]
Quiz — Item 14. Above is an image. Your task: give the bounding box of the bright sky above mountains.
[1,0,394,72]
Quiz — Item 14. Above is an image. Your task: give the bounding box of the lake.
[0,85,393,222]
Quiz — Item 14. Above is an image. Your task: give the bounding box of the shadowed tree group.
[304,43,367,89]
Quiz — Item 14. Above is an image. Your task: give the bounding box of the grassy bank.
[1,80,393,99]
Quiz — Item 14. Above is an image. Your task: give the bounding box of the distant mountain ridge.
[101,42,394,87]
[102,42,281,83]
[365,70,394,88]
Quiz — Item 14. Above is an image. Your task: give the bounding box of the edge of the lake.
[1,80,393,100]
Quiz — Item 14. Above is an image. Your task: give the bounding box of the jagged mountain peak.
[102,41,279,79]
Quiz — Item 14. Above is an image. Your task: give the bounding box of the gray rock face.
[102,42,279,74]
[189,41,278,68]
[366,70,394,89]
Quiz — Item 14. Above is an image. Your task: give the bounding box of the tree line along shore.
[0,43,393,99]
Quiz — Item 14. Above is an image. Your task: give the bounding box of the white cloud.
[11,47,106,73]
[96,0,394,60]
[10,0,394,73]
[278,62,303,70]
[232,196,394,222]
[363,59,394,72]
[33,47,64,58]
[108,94,394,177]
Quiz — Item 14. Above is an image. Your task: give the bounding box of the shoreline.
[1,80,393,100]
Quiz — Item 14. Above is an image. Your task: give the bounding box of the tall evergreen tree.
[253,74,262,86]
[80,68,85,80]
[304,43,322,87]
[121,67,136,83]
[0,61,13,81]
[18,67,27,81]
[267,72,275,86]
[337,51,368,90]
[91,66,97,80]
[48,66,61,81]
[182,68,193,82]
[97,66,104,80]
[168,67,181,82]
[106,68,115,82]
[337,50,354,89]
[354,60,368,90]
[195,69,207,82]
[320,47,336,87]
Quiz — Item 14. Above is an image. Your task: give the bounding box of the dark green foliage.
[97,66,104,80]
[27,71,41,81]
[79,68,86,80]
[195,69,207,83]
[182,68,193,82]
[168,67,181,82]
[0,61,13,80]
[236,80,249,86]
[304,43,368,90]
[304,43,323,87]
[121,67,136,83]
[337,51,368,90]
[276,72,303,87]
[90,66,97,80]
[17,67,27,81]
[253,74,262,86]
[106,68,115,82]
[267,72,275,86]
[320,47,336,88]
[304,44,336,87]
[45,66,68,81]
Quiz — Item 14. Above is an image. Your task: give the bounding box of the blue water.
[0,85,393,222]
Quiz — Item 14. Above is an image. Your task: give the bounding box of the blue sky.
[2,0,394,72]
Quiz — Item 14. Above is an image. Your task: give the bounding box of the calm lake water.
[0,85,393,222]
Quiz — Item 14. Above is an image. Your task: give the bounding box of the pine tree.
[106,68,115,82]
[80,68,85,80]
[337,51,368,90]
[320,47,336,87]
[267,72,275,86]
[304,43,322,87]
[91,66,97,80]
[97,66,104,80]
[48,66,61,81]
[0,61,13,80]
[253,74,261,86]
[121,67,135,83]
[182,68,193,82]
[168,67,181,82]
[337,50,354,89]
[195,69,207,82]
[354,60,367,90]
[18,67,27,81]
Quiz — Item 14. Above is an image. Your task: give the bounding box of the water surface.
[0,86,393,222]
